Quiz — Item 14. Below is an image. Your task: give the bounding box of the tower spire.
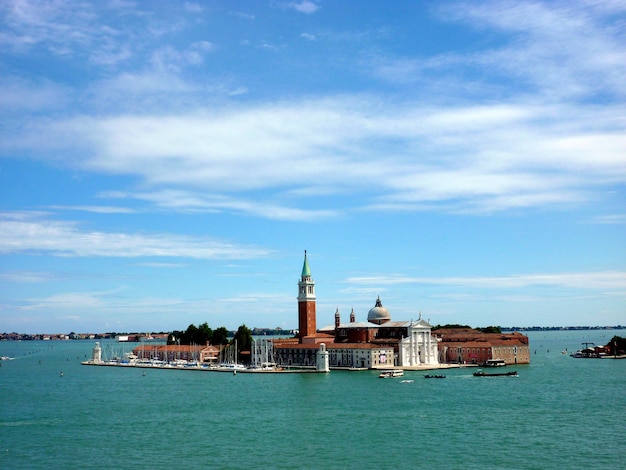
[297,251,316,341]
[301,250,311,279]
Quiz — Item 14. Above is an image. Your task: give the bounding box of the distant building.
[434,328,530,365]
[273,252,440,369]
[132,344,223,363]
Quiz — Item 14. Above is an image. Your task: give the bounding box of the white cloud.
[184,2,203,13]
[284,1,319,14]
[103,189,340,221]
[1,1,624,220]
[47,205,136,214]
[0,271,52,283]
[10,97,623,216]
[437,1,626,99]
[588,214,626,225]
[0,212,271,259]
[346,271,626,291]
[0,0,134,65]
[0,77,70,111]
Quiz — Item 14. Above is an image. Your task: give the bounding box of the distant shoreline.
[501,326,624,332]
[1,325,623,341]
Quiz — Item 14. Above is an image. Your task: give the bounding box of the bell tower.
[298,250,316,341]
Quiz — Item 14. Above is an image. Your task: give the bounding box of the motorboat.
[484,359,506,367]
[473,370,518,377]
[379,369,404,378]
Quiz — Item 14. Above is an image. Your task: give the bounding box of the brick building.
[434,328,530,365]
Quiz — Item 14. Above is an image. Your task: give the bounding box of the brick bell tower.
[297,250,316,341]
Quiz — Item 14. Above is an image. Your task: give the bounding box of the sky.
[1,0,625,334]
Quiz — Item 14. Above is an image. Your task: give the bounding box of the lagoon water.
[1,330,624,469]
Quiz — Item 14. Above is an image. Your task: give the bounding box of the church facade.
[273,252,440,369]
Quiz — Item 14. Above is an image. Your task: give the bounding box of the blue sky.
[1,0,625,334]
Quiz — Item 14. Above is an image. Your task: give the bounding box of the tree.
[181,324,198,344]
[478,326,502,334]
[211,327,230,345]
[167,332,182,345]
[432,324,471,330]
[197,322,212,345]
[233,324,252,356]
[607,336,625,356]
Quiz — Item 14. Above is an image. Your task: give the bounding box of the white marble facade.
[398,318,440,366]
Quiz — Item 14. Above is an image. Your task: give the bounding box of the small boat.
[473,370,518,377]
[484,359,506,367]
[424,374,446,379]
[217,363,246,371]
[379,369,404,378]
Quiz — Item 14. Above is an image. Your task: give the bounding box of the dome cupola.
[367,296,391,325]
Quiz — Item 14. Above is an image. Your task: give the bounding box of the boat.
[424,374,446,379]
[570,343,603,358]
[484,359,506,367]
[218,363,246,371]
[400,379,414,383]
[473,370,518,377]
[379,369,404,378]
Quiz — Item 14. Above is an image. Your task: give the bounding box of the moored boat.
[424,374,446,379]
[484,359,506,367]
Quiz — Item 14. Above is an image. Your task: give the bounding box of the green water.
[1,330,624,469]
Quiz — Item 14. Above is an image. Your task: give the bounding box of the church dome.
[367,296,391,324]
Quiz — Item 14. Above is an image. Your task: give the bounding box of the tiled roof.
[435,330,529,347]
[273,341,391,350]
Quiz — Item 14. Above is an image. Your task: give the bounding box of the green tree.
[167,332,182,345]
[182,324,198,344]
[432,324,471,330]
[212,327,230,345]
[233,324,252,356]
[478,326,502,334]
[607,336,625,355]
[197,322,213,345]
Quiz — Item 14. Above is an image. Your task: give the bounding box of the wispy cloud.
[2,1,623,220]
[280,1,320,14]
[588,214,626,225]
[0,270,53,283]
[48,205,136,214]
[439,1,626,99]
[8,97,624,217]
[103,189,340,221]
[346,271,626,291]
[4,289,296,332]
[370,1,626,103]
[0,212,271,259]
